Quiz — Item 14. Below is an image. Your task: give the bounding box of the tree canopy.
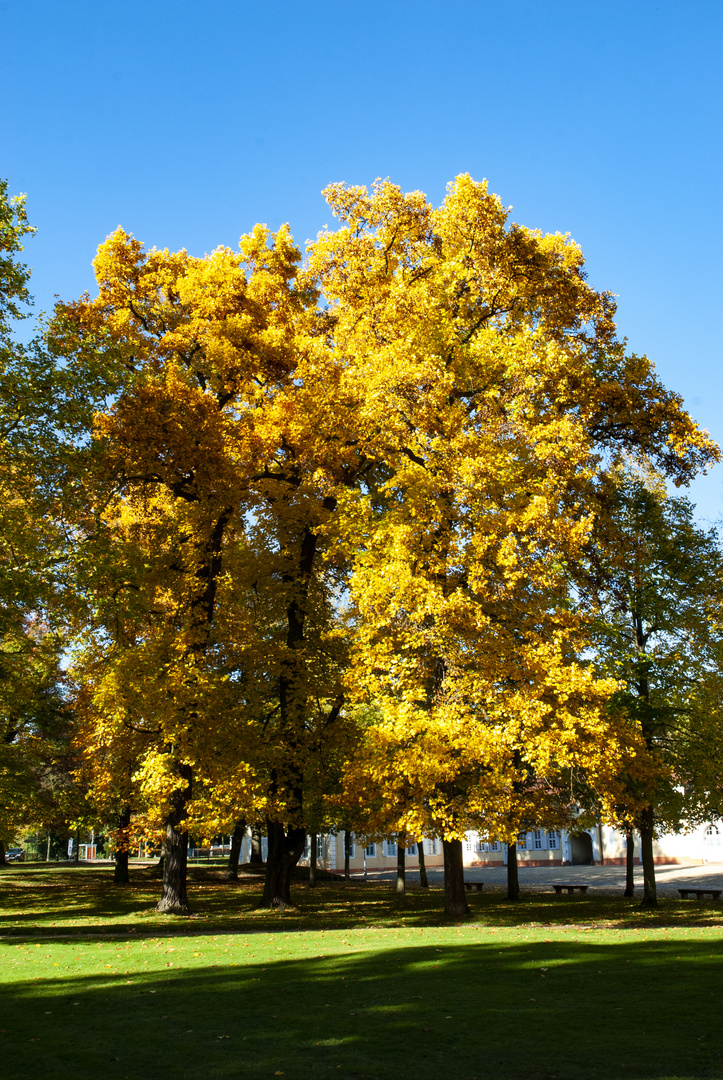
[3,173,721,913]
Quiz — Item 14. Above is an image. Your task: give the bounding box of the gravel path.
[354,861,723,896]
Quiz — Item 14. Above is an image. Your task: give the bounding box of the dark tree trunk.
[113,804,132,884]
[639,806,657,907]
[396,843,406,894]
[156,762,192,914]
[633,617,657,908]
[261,820,306,908]
[507,750,524,903]
[443,839,469,917]
[344,831,351,881]
[114,847,129,884]
[73,830,80,864]
[0,840,6,867]
[250,825,263,864]
[309,832,317,888]
[418,842,428,889]
[226,821,246,881]
[507,840,520,901]
[155,507,229,910]
[261,508,339,910]
[157,824,189,913]
[596,823,605,865]
[624,831,636,897]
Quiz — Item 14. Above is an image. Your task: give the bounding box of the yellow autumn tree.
[52,221,369,910]
[51,174,717,918]
[306,175,717,913]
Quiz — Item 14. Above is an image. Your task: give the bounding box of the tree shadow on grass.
[3,938,722,1080]
[0,867,162,926]
[2,867,721,937]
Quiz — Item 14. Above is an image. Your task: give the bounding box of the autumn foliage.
[2,175,720,910]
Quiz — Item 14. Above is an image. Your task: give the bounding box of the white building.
[251,818,723,873]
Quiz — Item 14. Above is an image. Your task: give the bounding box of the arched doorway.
[570,831,594,865]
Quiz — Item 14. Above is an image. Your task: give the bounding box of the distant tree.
[586,470,723,906]
[0,181,80,858]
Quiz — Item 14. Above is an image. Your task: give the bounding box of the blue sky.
[2,0,721,518]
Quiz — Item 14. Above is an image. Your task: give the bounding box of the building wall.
[236,819,723,871]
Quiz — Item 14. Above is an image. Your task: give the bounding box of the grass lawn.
[1,864,722,1080]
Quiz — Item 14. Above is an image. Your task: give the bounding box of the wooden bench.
[678,888,722,900]
[464,881,484,892]
[552,884,589,895]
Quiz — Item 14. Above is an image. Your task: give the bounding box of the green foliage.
[587,470,723,830]
[0,181,78,847]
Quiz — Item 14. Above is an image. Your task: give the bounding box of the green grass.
[2,864,723,1079]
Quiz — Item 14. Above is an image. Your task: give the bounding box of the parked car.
[6,848,24,862]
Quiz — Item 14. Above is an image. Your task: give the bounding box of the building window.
[517,834,527,850]
[465,833,474,853]
[365,843,376,858]
[479,840,500,853]
[304,835,325,859]
[406,843,417,856]
[547,831,560,850]
[705,825,720,847]
[424,838,438,856]
[384,839,397,858]
[533,830,544,850]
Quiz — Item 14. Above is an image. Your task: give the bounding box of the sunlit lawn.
[2,864,722,1079]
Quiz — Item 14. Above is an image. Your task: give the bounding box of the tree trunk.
[623,831,635,897]
[156,824,189,913]
[265,511,339,910]
[418,842,428,889]
[507,840,520,901]
[266,523,319,909]
[443,839,469,917]
[226,821,246,881]
[344,831,351,881]
[309,832,317,888]
[73,830,80,864]
[596,823,605,866]
[46,833,51,861]
[250,825,263,864]
[113,804,131,884]
[396,843,406,894]
[0,840,6,867]
[639,806,657,907]
[114,847,129,884]
[633,618,657,908]
[156,762,192,914]
[261,820,306,908]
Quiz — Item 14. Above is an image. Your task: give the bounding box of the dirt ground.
[354,860,723,895]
